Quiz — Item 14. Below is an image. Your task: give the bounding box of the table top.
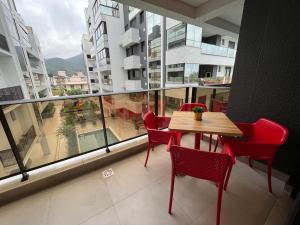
[168,111,243,137]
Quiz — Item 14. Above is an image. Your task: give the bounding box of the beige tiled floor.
[0,134,295,225]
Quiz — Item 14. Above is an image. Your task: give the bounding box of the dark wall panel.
[228,0,300,175]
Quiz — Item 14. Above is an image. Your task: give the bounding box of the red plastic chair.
[180,103,215,151]
[180,103,208,112]
[220,118,289,193]
[143,111,181,167]
[168,139,234,225]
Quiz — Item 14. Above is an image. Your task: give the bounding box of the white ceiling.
[116,0,244,38]
[179,0,208,7]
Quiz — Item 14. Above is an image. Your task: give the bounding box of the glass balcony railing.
[0,85,230,181]
[201,43,236,58]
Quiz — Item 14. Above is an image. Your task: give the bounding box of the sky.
[16,0,88,59]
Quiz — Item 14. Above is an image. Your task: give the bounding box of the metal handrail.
[0,84,230,106]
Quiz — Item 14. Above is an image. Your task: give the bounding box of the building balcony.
[0,85,294,225]
[166,45,235,67]
[124,80,141,91]
[201,43,237,58]
[123,55,141,70]
[121,27,140,48]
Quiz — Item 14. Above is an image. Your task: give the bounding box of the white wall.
[166,46,235,66]
[105,5,127,92]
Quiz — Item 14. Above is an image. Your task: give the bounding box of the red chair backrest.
[180,103,208,112]
[253,118,289,145]
[170,145,232,183]
[143,111,158,129]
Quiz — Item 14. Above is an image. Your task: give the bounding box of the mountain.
[45,53,86,76]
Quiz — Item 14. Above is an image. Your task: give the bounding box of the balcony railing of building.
[0,85,230,182]
[201,42,237,58]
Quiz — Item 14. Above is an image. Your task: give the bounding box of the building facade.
[82,0,127,93]
[52,71,89,95]
[0,0,51,100]
[0,0,53,174]
[83,2,237,93]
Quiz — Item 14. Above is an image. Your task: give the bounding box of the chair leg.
[216,182,224,225]
[267,160,273,193]
[168,172,175,214]
[224,164,233,191]
[214,137,219,152]
[144,143,151,167]
[176,133,181,146]
[248,157,253,168]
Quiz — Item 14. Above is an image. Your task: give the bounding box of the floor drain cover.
[102,168,114,178]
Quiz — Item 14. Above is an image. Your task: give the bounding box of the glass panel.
[167,63,184,84]
[0,115,21,178]
[212,88,230,113]
[3,97,106,170]
[102,92,148,145]
[184,63,200,84]
[164,88,186,116]
[195,87,214,111]
[201,42,233,57]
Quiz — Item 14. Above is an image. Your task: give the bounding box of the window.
[218,66,221,72]
[141,41,145,52]
[130,17,137,28]
[167,63,184,84]
[97,48,110,65]
[221,39,225,45]
[142,68,146,78]
[140,11,144,24]
[167,23,186,49]
[228,41,235,49]
[186,24,201,48]
[93,0,119,18]
[95,21,107,47]
[126,47,134,57]
[125,24,128,31]
[184,64,199,83]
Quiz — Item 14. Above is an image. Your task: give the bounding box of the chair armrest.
[147,128,175,145]
[222,143,236,164]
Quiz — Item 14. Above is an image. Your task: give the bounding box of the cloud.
[16,0,88,59]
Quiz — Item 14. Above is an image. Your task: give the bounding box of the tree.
[66,88,82,96]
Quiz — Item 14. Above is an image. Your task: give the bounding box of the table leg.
[195,133,201,150]
[209,134,212,152]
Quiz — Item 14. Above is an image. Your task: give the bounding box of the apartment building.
[83,2,237,93]
[165,18,237,86]
[0,0,53,175]
[121,6,147,90]
[52,71,89,94]
[0,1,51,100]
[82,0,127,93]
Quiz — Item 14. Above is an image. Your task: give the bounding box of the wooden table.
[169,111,243,150]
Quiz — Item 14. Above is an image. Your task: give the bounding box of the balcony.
[123,55,141,70]
[201,43,237,58]
[124,80,141,91]
[0,85,295,225]
[121,27,140,48]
